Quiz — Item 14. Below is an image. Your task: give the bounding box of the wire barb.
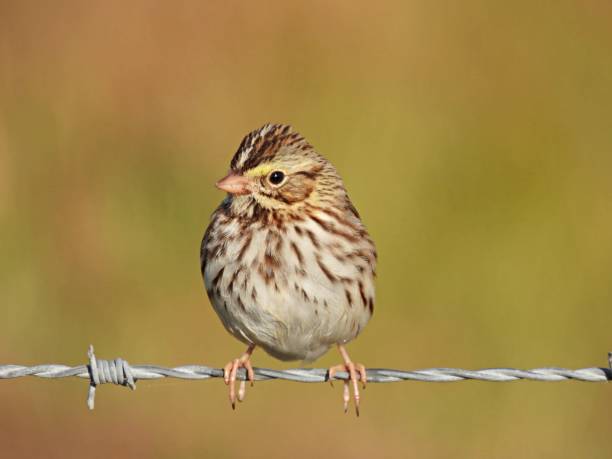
[0,346,610,410]
[86,345,136,410]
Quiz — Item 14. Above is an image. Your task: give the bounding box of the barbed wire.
[1,346,610,410]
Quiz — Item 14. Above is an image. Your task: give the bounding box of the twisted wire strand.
[1,346,610,410]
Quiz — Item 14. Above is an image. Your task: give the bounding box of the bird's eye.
[268,170,285,185]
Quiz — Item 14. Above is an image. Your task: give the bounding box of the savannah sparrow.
[200,124,376,415]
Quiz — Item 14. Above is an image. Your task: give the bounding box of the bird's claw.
[223,349,255,409]
[328,361,367,416]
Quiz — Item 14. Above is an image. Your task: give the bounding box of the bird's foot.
[223,344,255,409]
[327,344,367,416]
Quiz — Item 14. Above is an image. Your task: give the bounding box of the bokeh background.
[1,1,611,458]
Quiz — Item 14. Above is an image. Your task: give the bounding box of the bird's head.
[216,124,346,215]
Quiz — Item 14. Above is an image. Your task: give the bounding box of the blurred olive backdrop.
[1,1,612,458]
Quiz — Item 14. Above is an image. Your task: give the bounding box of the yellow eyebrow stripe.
[244,164,275,177]
[244,160,313,178]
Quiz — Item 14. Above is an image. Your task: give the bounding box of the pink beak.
[215,173,252,195]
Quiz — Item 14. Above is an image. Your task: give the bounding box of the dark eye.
[268,170,285,185]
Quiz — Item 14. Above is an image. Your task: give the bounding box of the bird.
[200,124,376,415]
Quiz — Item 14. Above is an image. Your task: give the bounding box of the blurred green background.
[1,1,611,458]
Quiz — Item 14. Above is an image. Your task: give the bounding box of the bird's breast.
[203,208,375,360]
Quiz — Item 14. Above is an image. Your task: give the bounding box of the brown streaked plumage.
[201,123,376,415]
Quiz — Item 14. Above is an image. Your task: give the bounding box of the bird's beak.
[215,172,252,195]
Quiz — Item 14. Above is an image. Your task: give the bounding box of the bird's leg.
[327,344,367,416]
[223,344,255,409]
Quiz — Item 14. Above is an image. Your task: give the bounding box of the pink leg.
[327,344,367,416]
[223,344,255,409]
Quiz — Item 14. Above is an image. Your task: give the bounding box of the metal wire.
[1,346,610,410]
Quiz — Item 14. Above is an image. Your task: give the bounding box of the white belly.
[204,214,375,362]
